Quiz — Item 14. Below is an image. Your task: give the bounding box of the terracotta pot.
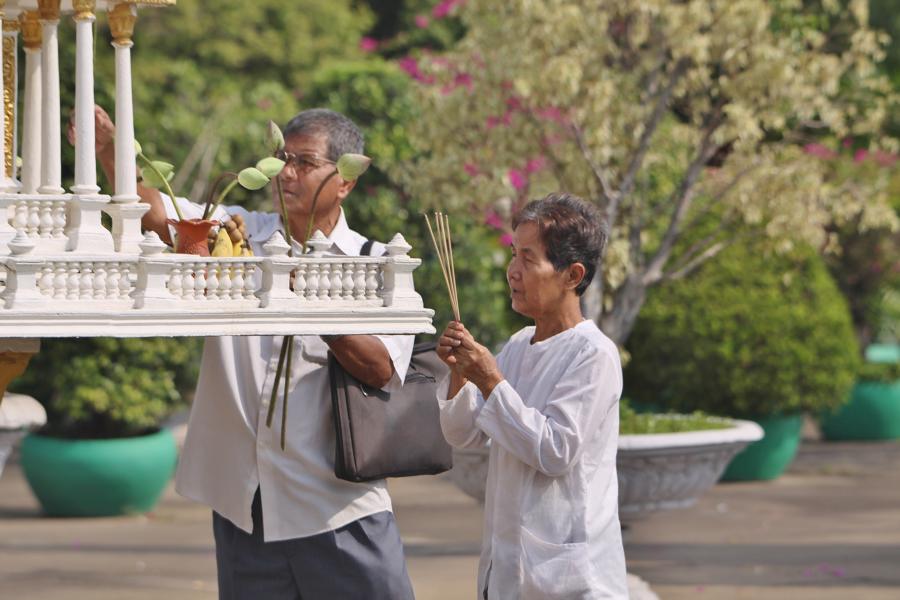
[166,218,218,256]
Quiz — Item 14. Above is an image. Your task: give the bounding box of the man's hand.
[208,214,249,253]
[67,105,116,158]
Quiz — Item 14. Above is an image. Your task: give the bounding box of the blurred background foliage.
[11,0,900,433]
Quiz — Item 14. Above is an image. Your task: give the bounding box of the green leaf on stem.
[336,153,372,181]
[141,162,175,188]
[256,157,286,178]
[237,167,270,190]
[134,140,143,156]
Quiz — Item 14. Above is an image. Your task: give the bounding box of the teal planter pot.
[820,380,900,441]
[21,429,177,517]
[720,414,803,481]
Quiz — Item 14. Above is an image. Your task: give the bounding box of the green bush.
[624,241,860,419]
[10,338,202,439]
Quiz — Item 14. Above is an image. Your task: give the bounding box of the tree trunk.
[598,275,647,346]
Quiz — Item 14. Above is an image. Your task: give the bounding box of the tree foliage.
[400,0,898,344]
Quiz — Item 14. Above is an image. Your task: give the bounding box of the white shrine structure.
[0,0,434,338]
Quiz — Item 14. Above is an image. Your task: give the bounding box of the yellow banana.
[211,228,232,257]
[232,238,243,257]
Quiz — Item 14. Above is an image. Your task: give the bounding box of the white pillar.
[111,3,139,204]
[20,44,41,195]
[37,6,63,196]
[72,12,99,196]
[19,10,42,196]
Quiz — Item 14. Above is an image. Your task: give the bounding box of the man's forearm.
[99,145,173,244]
[326,335,395,389]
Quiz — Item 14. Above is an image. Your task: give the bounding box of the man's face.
[276,132,354,221]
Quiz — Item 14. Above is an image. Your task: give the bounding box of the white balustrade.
[0,0,432,337]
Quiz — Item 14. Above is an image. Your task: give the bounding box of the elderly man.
[78,106,416,599]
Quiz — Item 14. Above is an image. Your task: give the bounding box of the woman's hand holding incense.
[439,321,504,398]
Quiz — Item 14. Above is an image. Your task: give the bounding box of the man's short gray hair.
[283,108,364,162]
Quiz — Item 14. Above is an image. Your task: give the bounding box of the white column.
[112,11,139,204]
[38,12,63,195]
[20,45,41,195]
[72,14,99,196]
[18,11,42,197]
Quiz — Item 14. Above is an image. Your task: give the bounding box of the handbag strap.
[360,239,375,257]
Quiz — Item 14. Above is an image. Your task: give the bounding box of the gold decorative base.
[0,339,39,402]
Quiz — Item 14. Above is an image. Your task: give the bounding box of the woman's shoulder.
[571,320,621,366]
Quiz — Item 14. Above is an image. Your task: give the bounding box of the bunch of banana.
[209,214,253,257]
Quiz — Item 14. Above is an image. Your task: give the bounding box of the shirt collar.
[288,208,361,256]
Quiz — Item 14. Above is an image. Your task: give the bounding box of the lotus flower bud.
[336,153,372,181]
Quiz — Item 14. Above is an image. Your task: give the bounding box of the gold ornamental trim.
[3,29,14,178]
[2,19,18,33]
[20,11,41,49]
[73,0,96,21]
[109,2,136,44]
[120,0,177,5]
[37,0,61,22]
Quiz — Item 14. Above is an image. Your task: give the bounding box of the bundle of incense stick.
[425,212,461,321]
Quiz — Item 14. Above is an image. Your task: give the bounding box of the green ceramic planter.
[720,414,803,481]
[820,380,900,441]
[20,429,177,517]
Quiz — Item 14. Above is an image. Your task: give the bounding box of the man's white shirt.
[162,194,414,541]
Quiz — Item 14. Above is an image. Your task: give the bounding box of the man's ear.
[565,262,586,292]
[336,177,357,202]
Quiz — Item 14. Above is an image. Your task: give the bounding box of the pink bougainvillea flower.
[359,37,379,53]
[874,151,898,167]
[454,73,473,89]
[432,0,455,18]
[499,233,514,247]
[484,210,504,229]
[536,106,565,122]
[398,56,421,77]
[842,137,854,149]
[506,96,523,111]
[486,116,500,130]
[415,14,430,28]
[507,168,527,191]
[463,162,480,177]
[525,156,546,174]
[854,148,869,163]
[803,143,837,160]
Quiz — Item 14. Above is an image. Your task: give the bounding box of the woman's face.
[506,222,572,320]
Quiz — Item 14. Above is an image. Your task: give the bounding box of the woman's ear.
[565,263,586,292]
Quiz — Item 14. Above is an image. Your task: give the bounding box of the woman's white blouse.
[438,320,627,599]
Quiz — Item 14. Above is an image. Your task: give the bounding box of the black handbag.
[329,341,454,482]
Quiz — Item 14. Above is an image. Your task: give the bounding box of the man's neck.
[289,209,341,243]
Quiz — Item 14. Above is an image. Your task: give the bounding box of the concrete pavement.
[1,440,898,599]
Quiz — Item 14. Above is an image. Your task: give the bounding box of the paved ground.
[1,440,898,599]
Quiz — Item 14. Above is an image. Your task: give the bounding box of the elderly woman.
[437,193,627,599]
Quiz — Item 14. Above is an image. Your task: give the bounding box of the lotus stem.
[138,152,185,222]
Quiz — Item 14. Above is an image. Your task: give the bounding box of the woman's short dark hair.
[283,108,364,162]
[512,192,608,296]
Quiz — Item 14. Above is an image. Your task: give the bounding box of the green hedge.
[10,338,202,439]
[624,241,860,419]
